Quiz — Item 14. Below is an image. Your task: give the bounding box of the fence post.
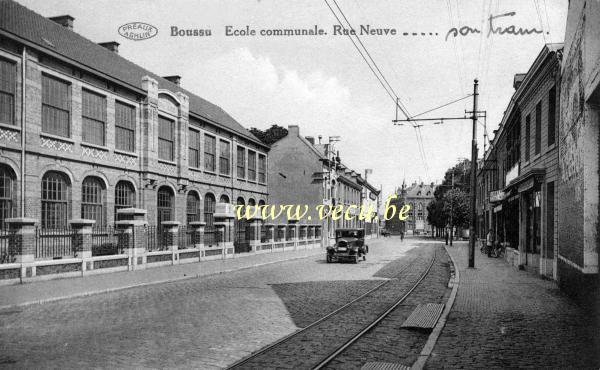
[115,208,148,271]
[276,224,286,250]
[307,225,314,248]
[247,211,262,253]
[161,221,180,265]
[215,204,235,258]
[6,217,37,281]
[315,225,323,247]
[265,224,275,251]
[69,219,95,273]
[188,221,205,249]
[288,219,299,250]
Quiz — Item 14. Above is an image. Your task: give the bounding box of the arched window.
[186,191,201,224]
[248,198,256,206]
[0,165,15,228]
[258,199,266,206]
[157,186,174,225]
[114,181,135,221]
[219,194,230,204]
[204,193,216,228]
[236,197,245,206]
[82,177,106,226]
[41,171,70,228]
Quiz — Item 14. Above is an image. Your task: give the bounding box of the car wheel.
[326,254,332,263]
[363,255,366,261]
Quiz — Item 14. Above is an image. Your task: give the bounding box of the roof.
[0,0,266,148]
[485,43,563,160]
[403,182,435,198]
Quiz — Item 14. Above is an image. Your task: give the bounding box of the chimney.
[318,135,322,144]
[288,125,300,137]
[49,15,74,30]
[99,41,119,54]
[163,75,181,86]
[513,73,526,90]
[305,136,315,145]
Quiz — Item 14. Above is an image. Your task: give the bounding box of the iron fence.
[260,225,268,243]
[276,227,285,242]
[35,227,75,259]
[146,225,167,252]
[178,225,196,249]
[0,228,16,264]
[91,226,123,256]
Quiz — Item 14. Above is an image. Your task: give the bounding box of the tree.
[249,125,288,145]
[426,199,446,229]
[443,188,470,228]
[433,159,471,201]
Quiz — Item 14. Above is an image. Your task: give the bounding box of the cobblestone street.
[0,237,430,369]
[426,242,600,369]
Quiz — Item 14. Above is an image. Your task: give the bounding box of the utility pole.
[392,80,483,268]
[468,79,479,268]
[449,171,454,246]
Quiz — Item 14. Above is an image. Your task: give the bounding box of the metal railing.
[146,225,167,252]
[0,228,16,264]
[178,225,195,249]
[204,227,216,247]
[91,226,123,256]
[260,225,268,243]
[35,227,75,259]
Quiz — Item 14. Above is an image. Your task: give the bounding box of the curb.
[0,249,323,311]
[411,244,460,370]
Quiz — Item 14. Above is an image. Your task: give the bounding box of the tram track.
[228,246,439,370]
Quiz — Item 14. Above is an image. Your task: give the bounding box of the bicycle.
[491,242,505,258]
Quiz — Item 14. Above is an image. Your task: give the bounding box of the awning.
[494,204,503,213]
[504,167,545,193]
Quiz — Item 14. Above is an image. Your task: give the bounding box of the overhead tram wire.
[323,0,405,117]
[324,0,433,181]
[331,0,411,117]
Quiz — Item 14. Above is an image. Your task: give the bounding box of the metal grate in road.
[361,362,410,370]
[401,303,444,329]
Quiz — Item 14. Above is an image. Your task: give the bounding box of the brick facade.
[0,2,268,233]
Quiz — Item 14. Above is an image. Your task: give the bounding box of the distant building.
[385,181,434,235]
[268,125,380,243]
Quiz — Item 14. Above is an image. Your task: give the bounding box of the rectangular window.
[42,74,70,138]
[188,129,201,168]
[82,89,106,146]
[0,58,16,125]
[548,86,556,146]
[219,139,230,175]
[204,134,216,172]
[248,150,256,181]
[535,101,541,155]
[158,116,174,161]
[546,181,554,259]
[258,154,266,183]
[237,146,245,179]
[115,102,135,152]
[525,114,530,162]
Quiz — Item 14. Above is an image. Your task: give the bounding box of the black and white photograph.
[0,0,598,368]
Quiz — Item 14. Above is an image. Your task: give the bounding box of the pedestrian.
[445,226,449,245]
[400,230,404,242]
[486,228,494,257]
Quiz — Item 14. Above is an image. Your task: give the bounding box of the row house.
[477,43,562,279]
[0,1,269,244]
[267,125,380,245]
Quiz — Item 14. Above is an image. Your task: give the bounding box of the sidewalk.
[0,247,323,310]
[425,242,600,369]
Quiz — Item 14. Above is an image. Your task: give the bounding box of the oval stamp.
[118,22,158,41]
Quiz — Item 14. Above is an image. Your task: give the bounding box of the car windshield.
[339,230,360,238]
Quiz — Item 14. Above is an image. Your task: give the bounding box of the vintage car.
[326,228,369,263]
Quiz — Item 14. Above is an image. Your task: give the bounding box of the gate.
[234,198,250,253]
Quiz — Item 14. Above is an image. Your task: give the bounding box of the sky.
[18,0,568,201]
